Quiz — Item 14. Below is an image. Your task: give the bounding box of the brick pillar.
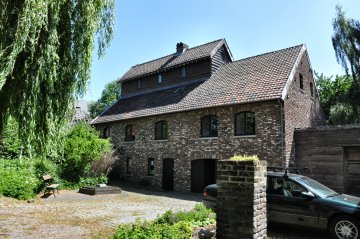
[216,159,267,239]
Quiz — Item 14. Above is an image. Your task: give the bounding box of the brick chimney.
[176,42,188,54]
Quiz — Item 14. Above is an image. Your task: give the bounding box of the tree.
[332,5,360,118]
[89,80,121,118]
[0,0,115,156]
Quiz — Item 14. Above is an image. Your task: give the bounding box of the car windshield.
[294,176,337,198]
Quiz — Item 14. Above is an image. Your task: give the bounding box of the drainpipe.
[278,100,285,168]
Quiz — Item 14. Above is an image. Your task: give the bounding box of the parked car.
[203,170,360,239]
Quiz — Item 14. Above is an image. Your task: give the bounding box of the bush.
[113,219,193,239]
[61,122,111,182]
[113,204,215,239]
[61,174,108,189]
[155,203,215,227]
[0,159,40,199]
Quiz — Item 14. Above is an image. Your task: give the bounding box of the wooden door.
[162,158,174,191]
[344,147,360,195]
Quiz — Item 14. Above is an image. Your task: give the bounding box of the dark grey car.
[203,171,360,239]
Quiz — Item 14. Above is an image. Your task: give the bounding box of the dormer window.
[157,74,162,84]
[137,79,141,88]
[181,66,186,78]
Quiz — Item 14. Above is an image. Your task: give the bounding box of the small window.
[157,74,162,84]
[126,158,132,174]
[181,66,186,78]
[310,82,314,97]
[137,79,141,88]
[299,73,304,90]
[155,120,168,140]
[221,52,227,61]
[235,112,255,136]
[125,124,136,141]
[201,115,219,137]
[148,158,155,176]
[103,127,111,138]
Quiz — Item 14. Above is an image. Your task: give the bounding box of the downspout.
[278,99,285,168]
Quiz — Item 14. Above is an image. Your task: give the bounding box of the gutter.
[278,99,285,168]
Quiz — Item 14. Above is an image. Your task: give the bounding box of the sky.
[83,0,360,101]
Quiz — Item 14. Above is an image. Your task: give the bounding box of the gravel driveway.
[0,184,201,239]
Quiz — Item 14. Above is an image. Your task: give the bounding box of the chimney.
[176,42,188,54]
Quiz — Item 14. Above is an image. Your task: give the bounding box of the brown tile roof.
[120,39,224,81]
[92,44,305,125]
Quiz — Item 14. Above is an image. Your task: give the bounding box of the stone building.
[91,39,322,192]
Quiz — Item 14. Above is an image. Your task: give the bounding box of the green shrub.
[61,122,111,182]
[155,203,215,227]
[61,174,108,189]
[0,159,40,199]
[113,219,193,239]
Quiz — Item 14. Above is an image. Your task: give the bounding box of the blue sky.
[83,0,360,101]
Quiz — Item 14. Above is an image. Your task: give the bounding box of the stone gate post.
[216,157,267,239]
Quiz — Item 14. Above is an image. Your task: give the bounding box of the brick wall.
[216,159,267,239]
[283,52,323,165]
[96,100,282,192]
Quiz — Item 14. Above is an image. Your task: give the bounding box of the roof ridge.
[129,39,224,69]
[232,44,304,64]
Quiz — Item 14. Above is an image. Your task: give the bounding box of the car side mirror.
[301,191,315,199]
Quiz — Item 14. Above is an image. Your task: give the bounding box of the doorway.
[162,158,174,191]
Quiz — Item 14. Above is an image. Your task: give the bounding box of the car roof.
[267,171,306,178]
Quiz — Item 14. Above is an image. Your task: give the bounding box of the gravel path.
[0,185,201,239]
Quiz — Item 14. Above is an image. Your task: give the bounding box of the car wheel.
[329,215,359,239]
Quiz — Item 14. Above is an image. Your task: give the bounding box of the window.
[310,82,314,97]
[137,79,141,88]
[157,74,162,84]
[126,158,132,174]
[148,158,155,176]
[299,73,304,90]
[201,115,219,137]
[181,66,186,78]
[235,112,255,136]
[103,127,111,138]
[155,120,168,140]
[267,177,308,198]
[125,124,136,141]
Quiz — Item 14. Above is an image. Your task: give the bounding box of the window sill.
[199,137,218,140]
[154,139,168,142]
[233,135,256,138]
[125,173,133,176]
[124,141,136,144]
[300,89,304,94]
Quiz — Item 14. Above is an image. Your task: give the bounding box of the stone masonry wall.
[96,100,282,192]
[284,52,323,165]
[216,159,267,239]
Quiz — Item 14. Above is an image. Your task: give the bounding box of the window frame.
[148,158,155,176]
[103,127,111,138]
[126,158,132,174]
[125,124,136,142]
[234,111,256,136]
[200,115,219,138]
[157,74,162,84]
[155,120,168,140]
[299,73,304,90]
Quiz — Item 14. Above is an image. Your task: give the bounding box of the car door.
[267,176,320,228]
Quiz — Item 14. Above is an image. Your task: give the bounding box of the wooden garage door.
[345,147,360,195]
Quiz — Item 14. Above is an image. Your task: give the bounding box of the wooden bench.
[42,175,60,197]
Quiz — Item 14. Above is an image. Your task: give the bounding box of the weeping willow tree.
[332,5,360,122]
[0,0,115,157]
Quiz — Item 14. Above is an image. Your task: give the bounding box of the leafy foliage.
[0,159,40,200]
[315,72,357,124]
[60,122,111,181]
[0,117,22,158]
[332,5,360,117]
[89,80,121,118]
[113,204,214,239]
[0,0,115,156]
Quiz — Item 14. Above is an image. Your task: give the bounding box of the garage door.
[345,147,360,195]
